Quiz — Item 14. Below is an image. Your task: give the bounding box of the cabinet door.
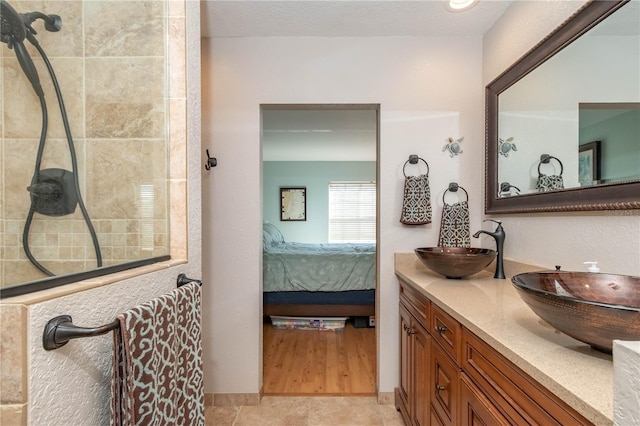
[399,305,412,410]
[460,373,510,426]
[430,406,445,426]
[431,341,459,426]
[462,329,592,425]
[412,321,431,426]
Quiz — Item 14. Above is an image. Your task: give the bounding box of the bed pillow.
[263,222,285,249]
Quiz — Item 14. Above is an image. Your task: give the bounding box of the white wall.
[613,341,640,424]
[202,35,485,395]
[483,1,640,277]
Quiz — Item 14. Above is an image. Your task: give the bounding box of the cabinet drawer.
[399,280,430,326]
[461,329,591,425]
[460,373,510,426]
[430,304,461,363]
[430,340,459,426]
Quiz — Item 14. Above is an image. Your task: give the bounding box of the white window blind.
[328,182,376,243]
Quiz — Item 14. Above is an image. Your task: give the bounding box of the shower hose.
[22,33,102,276]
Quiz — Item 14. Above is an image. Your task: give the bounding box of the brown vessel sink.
[414,247,496,279]
[512,271,640,353]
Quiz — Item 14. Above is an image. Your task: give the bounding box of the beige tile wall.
[0,304,27,425]
[0,0,172,287]
[0,0,187,420]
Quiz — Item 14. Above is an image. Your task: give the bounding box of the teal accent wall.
[263,161,376,243]
[580,109,640,182]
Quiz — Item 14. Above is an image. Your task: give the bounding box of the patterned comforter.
[263,242,376,292]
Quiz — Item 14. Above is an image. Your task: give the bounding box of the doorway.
[261,104,379,395]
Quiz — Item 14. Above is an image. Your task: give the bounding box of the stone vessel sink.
[414,247,496,279]
[512,271,640,353]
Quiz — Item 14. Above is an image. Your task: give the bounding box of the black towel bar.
[43,315,119,351]
[177,273,202,287]
[43,274,202,351]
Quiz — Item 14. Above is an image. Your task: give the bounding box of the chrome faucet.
[473,219,506,279]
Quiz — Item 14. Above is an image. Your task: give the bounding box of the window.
[328,182,376,243]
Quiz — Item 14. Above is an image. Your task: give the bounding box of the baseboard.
[204,393,214,406]
[377,392,394,405]
[209,393,262,407]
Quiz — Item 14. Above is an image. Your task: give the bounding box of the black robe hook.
[205,149,217,170]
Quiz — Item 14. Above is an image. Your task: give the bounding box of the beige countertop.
[395,253,613,425]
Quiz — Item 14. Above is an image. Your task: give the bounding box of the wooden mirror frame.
[485,0,640,214]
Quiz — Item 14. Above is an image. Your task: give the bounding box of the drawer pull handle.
[403,324,416,335]
[435,325,448,334]
[435,384,446,393]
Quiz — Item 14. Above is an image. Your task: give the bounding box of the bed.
[262,222,376,318]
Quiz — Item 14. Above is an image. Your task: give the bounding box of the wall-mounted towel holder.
[205,149,217,170]
[499,182,521,197]
[443,182,468,204]
[177,273,202,287]
[538,154,563,175]
[42,274,202,351]
[403,155,429,177]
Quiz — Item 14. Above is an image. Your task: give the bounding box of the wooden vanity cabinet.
[396,279,593,426]
[397,284,432,426]
[430,304,461,363]
[461,329,592,425]
[459,373,510,425]
[430,338,458,426]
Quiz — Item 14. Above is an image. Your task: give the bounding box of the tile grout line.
[231,405,240,426]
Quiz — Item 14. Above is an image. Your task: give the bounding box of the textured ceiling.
[201,0,515,38]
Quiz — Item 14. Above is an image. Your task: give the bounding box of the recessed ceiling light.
[446,0,478,12]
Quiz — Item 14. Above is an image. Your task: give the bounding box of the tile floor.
[205,396,405,426]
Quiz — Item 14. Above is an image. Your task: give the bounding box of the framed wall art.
[280,187,306,221]
[579,141,601,186]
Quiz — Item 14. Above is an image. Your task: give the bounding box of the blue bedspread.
[263,242,376,292]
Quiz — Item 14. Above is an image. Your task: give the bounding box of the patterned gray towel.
[111,282,204,426]
[438,201,470,247]
[536,174,564,192]
[400,174,432,225]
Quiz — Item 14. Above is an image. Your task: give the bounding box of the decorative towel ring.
[499,182,521,195]
[538,154,563,176]
[442,182,468,204]
[403,155,429,177]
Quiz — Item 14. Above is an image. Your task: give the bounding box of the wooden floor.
[263,320,376,396]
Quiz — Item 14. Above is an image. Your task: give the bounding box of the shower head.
[21,11,62,33]
[0,0,44,96]
[1,0,26,44]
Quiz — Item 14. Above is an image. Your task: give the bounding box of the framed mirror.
[485,0,640,213]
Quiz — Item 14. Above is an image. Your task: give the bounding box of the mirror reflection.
[496,1,640,198]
